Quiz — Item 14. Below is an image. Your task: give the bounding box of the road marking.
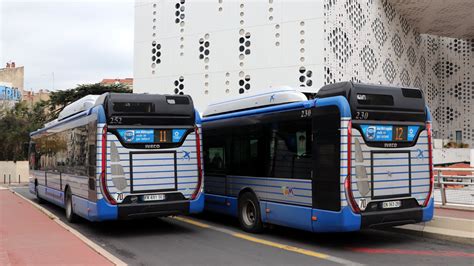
[173,216,211,228]
[9,188,127,266]
[232,232,328,259]
[350,247,474,257]
[173,216,361,265]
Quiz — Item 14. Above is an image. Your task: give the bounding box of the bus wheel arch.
[238,188,264,233]
[64,185,78,223]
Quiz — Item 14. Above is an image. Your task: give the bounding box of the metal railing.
[433,167,474,206]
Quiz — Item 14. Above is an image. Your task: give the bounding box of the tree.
[0,82,131,161]
[0,101,47,161]
[47,83,131,119]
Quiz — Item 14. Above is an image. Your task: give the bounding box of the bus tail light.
[423,122,434,207]
[191,126,203,200]
[345,121,360,214]
[101,126,116,205]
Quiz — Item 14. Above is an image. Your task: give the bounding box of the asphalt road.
[13,187,473,265]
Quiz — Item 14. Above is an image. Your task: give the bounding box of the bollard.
[19,174,20,184]
[9,174,11,185]
[438,171,447,205]
[3,174,5,184]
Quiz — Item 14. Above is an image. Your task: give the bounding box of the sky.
[0,0,134,91]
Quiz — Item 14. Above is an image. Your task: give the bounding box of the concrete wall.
[433,149,472,165]
[0,161,29,184]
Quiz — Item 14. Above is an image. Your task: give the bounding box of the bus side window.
[208,147,225,173]
[271,119,312,179]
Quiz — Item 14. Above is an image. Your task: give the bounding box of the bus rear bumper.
[117,200,190,219]
[360,198,434,229]
[360,207,423,228]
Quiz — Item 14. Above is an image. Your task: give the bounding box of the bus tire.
[238,192,263,233]
[35,183,44,204]
[65,188,79,223]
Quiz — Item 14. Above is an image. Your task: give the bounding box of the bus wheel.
[35,184,44,204]
[65,189,78,223]
[238,192,263,233]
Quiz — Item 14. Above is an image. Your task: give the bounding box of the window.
[269,119,312,179]
[208,147,225,172]
[456,130,462,145]
[30,119,97,177]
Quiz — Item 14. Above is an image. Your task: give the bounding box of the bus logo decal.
[417,149,424,160]
[182,150,191,161]
[282,186,294,196]
[124,130,135,142]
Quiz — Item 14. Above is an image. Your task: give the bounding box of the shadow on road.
[190,211,448,251]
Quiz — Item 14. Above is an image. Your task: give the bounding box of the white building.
[134,0,474,146]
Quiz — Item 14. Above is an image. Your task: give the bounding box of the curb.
[8,188,127,266]
[392,223,474,245]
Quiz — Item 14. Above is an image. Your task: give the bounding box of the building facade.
[100,78,134,89]
[0,62,25,109]
[133,0,474,146]
[22,89,50,107]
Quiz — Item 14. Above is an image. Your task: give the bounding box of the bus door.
[312,106,342,212]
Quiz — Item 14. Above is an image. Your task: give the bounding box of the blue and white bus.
[29,93,203,222]
[202,82,433,233]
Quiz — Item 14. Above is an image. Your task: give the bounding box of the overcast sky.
[0,0,134,91]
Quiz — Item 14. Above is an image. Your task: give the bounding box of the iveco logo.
[357,94,367,100]
[384,143,398,148]
[145,144,160,149]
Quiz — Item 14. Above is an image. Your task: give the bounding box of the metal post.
[3,174,5,184]
[8,174,11,185]
[439,171,447,205]
[18,174,20,183]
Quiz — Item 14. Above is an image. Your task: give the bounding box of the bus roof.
[203,86,308,117]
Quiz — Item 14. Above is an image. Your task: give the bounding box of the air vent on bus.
[166,96,190,105]
[402,88,422,99]
[113,102,155,113]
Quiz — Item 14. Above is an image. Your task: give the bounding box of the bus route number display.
[360,125,419,142]
[117,129,187,144]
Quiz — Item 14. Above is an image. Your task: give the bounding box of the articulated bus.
[202,82,433,233]
[29,93,203,222]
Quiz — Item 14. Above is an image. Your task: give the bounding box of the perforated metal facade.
[134,0,473,146]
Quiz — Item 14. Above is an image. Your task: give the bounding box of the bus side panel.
[339,118,350,209]
[265,201,313,231]
[422,198,434,222]
[204,194,239,217]
[311,206,361,232]
[36,184,65,207]
[71,196,118,221]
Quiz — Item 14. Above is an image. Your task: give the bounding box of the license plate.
[142,194,165,201]
[382,200,401,209]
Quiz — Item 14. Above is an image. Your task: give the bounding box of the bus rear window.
[356,94,394,106]
[113,102,154,113]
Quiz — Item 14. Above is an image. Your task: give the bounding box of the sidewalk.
[0,189,112,265]
[396,207,474,244]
